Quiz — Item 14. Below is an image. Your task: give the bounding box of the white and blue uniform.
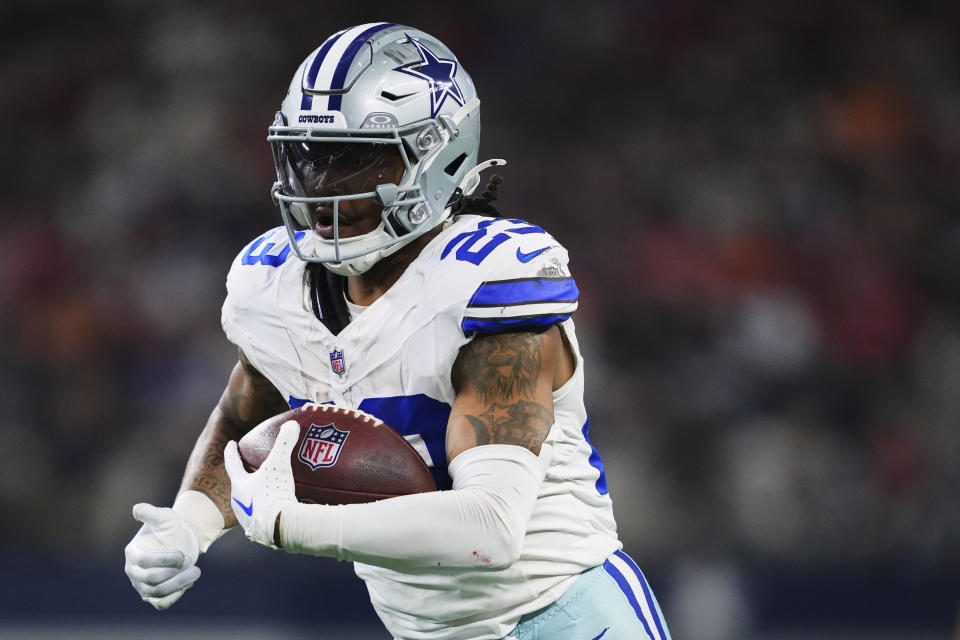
[221,215,670,640]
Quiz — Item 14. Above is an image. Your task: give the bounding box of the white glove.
[124,492,225,610]
[224,420,299,549]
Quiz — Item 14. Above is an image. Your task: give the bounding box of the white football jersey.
[221,215,622,639]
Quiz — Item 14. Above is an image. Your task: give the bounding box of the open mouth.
[313,207,356,239]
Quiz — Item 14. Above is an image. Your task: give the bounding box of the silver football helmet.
[268,23,502,275]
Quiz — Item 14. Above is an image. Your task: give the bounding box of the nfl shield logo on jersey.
[330,348,346,376]
[298,423,350,470]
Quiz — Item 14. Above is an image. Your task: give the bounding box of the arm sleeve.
[279,444,545,569]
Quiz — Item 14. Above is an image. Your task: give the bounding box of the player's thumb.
[273,420,301,458]
[132,503,170,527]
[223,440,243,480]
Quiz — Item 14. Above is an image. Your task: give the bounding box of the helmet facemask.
[268,26,485,274]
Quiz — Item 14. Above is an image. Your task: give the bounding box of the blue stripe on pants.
[602,559,657,640]
[613,550,671,640]
[502,554,669,640]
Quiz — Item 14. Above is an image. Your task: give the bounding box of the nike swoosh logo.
[591,628,609,640]
[516,246,550,263]
[233,497,253,516]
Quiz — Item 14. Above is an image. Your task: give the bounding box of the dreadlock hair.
[449,174,504,218]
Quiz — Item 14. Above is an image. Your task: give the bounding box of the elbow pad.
[280,444,545,568]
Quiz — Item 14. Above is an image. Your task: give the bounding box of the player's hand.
[224,420,299,549]
[124,503,202,610]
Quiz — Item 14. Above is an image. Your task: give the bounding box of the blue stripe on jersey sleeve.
[468,277,579,308]
[462,313,572,335]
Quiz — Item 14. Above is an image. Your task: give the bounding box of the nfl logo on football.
[329,348,346,376]
[298,423,350,470]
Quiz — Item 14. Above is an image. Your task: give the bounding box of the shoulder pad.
[432,216,578,336]
[231,226,306,269]
[222,226,306,354]
[226,227,305,296]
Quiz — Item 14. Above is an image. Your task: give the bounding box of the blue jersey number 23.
[441,219,545,265]
[241,231,306,267]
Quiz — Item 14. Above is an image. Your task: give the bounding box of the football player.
[124,23,671,640]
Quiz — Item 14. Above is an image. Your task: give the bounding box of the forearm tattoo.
[183,350,288,525]
[184,424,235,516]
[453,332,554,455]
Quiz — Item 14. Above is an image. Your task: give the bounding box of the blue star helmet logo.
[394,35,465,119]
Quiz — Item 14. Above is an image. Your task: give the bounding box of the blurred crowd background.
[2,1,958,638]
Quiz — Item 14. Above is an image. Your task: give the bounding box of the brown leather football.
[237,404,437,504]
